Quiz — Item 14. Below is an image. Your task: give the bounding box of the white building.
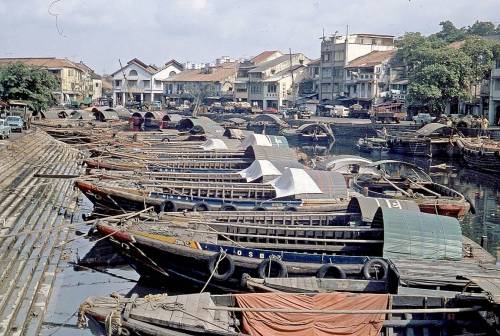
[111,58,183,106]
[319,33,395,102]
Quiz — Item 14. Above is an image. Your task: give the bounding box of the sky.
[0,0,499,74]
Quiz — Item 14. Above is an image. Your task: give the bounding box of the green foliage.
[396,20,500,112]
[0,62,59,111]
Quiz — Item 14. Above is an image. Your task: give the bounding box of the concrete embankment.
[0,129,83,335]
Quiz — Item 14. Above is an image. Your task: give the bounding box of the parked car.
[297,106,312,119]
[0,119,11,139]
[412,113,434,125]
[333,105,350,118]
[6,116,24,132]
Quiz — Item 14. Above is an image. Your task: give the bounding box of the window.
[68,69,74,76]
[333,67,343,79]
[334,51,345,61]
[114,80,121,87]
[496,60,500,69]
[495,79,500,91]
[154,80,161,88]
[250,83,262,94]
[169,71,177,77]
[322,52,330,62]
[129,70,138,76]
[321,67,331,78]
[128,80,137,87]
[143,80,150,88]
[95,82,99,88]
[267,84,277,93]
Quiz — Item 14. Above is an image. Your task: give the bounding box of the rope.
[200,249,227,294]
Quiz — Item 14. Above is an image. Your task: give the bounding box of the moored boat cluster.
[32,114,500,336]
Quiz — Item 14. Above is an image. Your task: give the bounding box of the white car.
[0,119,11,139]
[413,113,434,125]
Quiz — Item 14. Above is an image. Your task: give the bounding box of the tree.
[0,62,59,111]
[407,48,472,113]
[467,21,497,37]
[431,20,466,43]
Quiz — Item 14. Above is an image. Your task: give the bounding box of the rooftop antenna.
[289,48,296,108]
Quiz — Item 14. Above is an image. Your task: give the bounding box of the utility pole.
[118,59,132,105]
[289,48,295,108]
[331,31,338,102]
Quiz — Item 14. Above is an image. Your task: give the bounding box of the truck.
[0,119,11,139]
[371,102,406,123]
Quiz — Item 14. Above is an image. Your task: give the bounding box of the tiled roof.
[164,62,237,82]
[0,57,81,70]
[346,50,396,68]
[249,54,302,73]
[164,59,184,70]
[251,51,281,64]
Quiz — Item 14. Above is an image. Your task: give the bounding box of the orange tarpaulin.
[235,292,389,336]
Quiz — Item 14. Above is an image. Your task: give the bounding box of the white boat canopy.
[238,133,288,150]
[270,168,323,198]
[238,160,282,182]
[200,138,229,151]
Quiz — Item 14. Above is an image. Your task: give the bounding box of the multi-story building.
[343,50,396,109]
[319,34,395,103]
[298,58,320,98]
[488,59,500,124]
[164,62,238,103]
[234,51,283,102]
[234,51,310,109]
[0,57,100,104]
[111,58,183,106]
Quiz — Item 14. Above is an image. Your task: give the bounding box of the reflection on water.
[292,138,500,255]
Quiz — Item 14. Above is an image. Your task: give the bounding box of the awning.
[238,160,282,182]
[373,208,463,261]
[347,196,420,222]
[271,168,322,198]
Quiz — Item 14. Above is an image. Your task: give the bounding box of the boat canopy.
[93,109,119,121]
[238,133,289,149]
[200,138,229,151]
[415,123,452,136]
[297,123,334,138]
[373,208,463,261]
[69,110,94,120]
[238,160,283,182]
[144,111,166,120]
[254,113,288,127]
[178,116,224,136]
[162,113,183,122]
[325,155,374,174]
[270,168,323,198]
[305,170,348,199]
[245,145,296,161]
[41,109,68,119]
[347,196,420,222]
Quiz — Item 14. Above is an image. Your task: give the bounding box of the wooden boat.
[88,159,303,184]
[94,217,394,292]
[85,157,249,173]
[357,137,389,155]
[296,123,335,143]
[456,137,500,173]
[352,160,470,219]
[387,123,456,157]
[79,291,496,336]
[76,168,350,212]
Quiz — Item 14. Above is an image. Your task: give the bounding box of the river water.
[40,135,499,335]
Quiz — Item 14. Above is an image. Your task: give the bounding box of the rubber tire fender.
[207,252,235,282]
[257,259,288,278]
[316,264,347,279]
[362,258,389,280]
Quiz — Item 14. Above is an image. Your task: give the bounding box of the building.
[233,51,311,109]
[319,34,395,103]
[0,57,99,104]
[164,62,238,103]
[488,59,500,124]
[298,58,320,99]
[234,51,283,102]
[91,73,103,100]
[111,58,183,106]
[343,50,396,109]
